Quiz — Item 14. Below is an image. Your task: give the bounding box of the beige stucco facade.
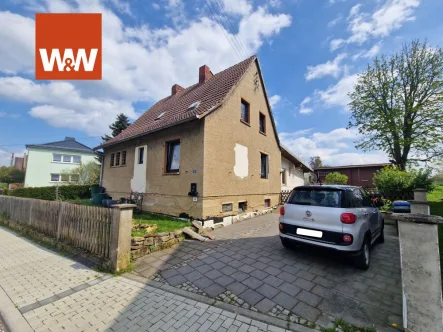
[102,61,280,220]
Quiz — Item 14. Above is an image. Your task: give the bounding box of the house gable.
[202,59,281,212]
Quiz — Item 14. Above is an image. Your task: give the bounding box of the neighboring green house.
[24,137,97,187]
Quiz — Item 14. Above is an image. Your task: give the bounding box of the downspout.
[99,153,104,187]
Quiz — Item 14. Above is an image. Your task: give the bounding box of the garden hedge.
[9,184,95,201]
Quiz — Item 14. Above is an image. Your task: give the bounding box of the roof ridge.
[97,55,258,149]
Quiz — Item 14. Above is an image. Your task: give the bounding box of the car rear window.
[288,188,343,208]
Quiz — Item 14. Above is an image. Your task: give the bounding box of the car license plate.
[296,228,322,238]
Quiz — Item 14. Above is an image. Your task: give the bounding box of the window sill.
[240,119,250,127]
[110,165,126,168]
[260,177,269,180]
[259,131,266,136]
[163,172,180,175]
[52,161,81,165]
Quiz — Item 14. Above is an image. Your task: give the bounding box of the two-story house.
[96,56,282,220]
[25,137,97,187]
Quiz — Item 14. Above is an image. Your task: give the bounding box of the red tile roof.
[97,55,258,149]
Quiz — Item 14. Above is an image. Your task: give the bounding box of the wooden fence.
[0,196,113,259]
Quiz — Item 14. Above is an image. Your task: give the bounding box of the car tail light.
[279,223,284,231]
[340,213,356,224]
[280,206,285,216]
[343,234,352,243]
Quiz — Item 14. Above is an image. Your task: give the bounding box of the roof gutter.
[94,115,199,151]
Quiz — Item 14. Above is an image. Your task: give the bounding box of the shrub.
[9,184,96,201]
[324,172,348,185]
[373,166,434,200]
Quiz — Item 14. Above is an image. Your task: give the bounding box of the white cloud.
[305,53,347,80]
[330,38,346,51]
[0,149,12,167]
[269,95,281,108]
[269,0,281,8]
[316,74,359,109]
[328,14,342,27]
[0,0,292,136]
[333,0,421,49]
[0,11,34,74]
[280,127,388,166]
[0,76,136,135]
[299,97,313,114]
[353,43,382,60]
[220,0,252,16]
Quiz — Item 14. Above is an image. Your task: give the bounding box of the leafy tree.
[0,166,25,184]
[62,162,100,186]
[101,113,131,142]
[309,156,323,170]
[348,40,443,170]
[324,172,348,185]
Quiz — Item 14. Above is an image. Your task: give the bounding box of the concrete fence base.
[393,213,443,332]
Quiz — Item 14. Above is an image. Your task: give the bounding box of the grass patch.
[320,319,376,332]
[428,184,443,289]
[132,212,190,237]
[67,198,92,206]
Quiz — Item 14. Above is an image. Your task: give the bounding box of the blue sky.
[0,0,442,166]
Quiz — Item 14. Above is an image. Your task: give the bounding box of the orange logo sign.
[35,13,102,80]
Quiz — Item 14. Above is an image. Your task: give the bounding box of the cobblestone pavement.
[0,226,300,332]
[0,228,103,308]
[135,213,403,331]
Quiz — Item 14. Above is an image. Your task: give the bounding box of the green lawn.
[428,184,443,288]
[132,212,190,237]
[0,183,7,190]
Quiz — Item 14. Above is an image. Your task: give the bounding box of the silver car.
[279,185,384,270]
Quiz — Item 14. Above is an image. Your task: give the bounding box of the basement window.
[264,199,271,208]
[238,201,247,213]
[222,203,233,213]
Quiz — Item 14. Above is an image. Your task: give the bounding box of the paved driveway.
[134,213,403,331]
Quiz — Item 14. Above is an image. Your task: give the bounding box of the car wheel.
[378,220,385,243]
[281,238,292,249]
[354,237,370,270]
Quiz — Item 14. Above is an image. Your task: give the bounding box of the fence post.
[56,202,64,241]
[110,204,136,272]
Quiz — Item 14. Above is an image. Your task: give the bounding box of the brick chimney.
[171,84,184,96]
[199,65,212,83]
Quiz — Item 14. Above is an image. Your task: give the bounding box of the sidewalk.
[0,226,305,332]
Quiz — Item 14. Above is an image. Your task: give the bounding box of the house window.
[115,152,121,166]
[318,171,329,177]
[259,112,266,134]
[110,153,115,167]
[121,151,127,166]
[70,174,79,182]
[73,155,81,164]
[240,99,250,124]
[53,154,62,162]
[138,147,144,164]
[264,199,271,208]
[62,155,72,163]
[281,169,287,185]
[165,140,180,173]
[222,203,233,213]
[238,201,247,213]
[50,174,60,182]
[260,153,269,179]
[60,174,69,182]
